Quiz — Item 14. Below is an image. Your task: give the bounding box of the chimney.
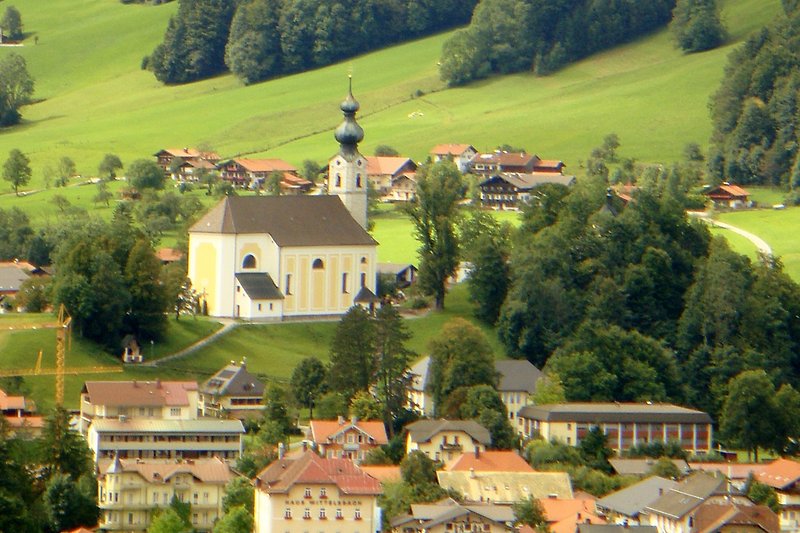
[470,468,475,479]
[278,442,285,459]
[351,415,358,425]
[337,415,345,425]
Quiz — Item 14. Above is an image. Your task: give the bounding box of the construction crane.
[0,304,122,406]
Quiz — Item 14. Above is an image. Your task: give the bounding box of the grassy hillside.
[0,0,782,190]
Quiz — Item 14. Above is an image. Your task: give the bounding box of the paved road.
[689,211,773,257]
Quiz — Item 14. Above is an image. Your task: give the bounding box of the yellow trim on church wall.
[194,242,218,315]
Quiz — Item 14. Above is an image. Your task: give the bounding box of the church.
[187,84,379,319]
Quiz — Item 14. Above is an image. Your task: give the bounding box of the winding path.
[689,211,773,257]
[145,319,239,367]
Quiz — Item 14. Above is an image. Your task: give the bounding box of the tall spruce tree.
[328,306,376,402]
[373,304,414,433]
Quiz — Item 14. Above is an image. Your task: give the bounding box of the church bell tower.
[328,78,368,230]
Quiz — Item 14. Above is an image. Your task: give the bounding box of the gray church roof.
[189,196,377,247]
[235,272,283,300]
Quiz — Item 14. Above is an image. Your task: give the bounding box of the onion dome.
[334,77,364,150]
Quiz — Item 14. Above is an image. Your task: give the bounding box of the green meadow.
[0,0,783,190]
[717,207,800,280]
[0,0,793,409]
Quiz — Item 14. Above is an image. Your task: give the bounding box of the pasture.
[0,0,782,192]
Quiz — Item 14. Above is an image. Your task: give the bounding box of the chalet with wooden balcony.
[307,416,388,463]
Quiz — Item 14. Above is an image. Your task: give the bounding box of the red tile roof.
[99,457,234,484]
[0,388,28,411]
[360,465,402,483]
[539,497,605,533]
[688,462,760,481]
[366,156,415,176]
[82,381,197,407]
[159,148,219,160]
[476,152,539,167]
[693,502,779,533]
[309,419,389,445]
[705,184,750,199]
[753,458,800,489]
[446,451,534,472]
[430,144,475,156]
[5,415,44,429]
[156,248,184,263]
[256,451,383,495]
[234,158,297,173]
[535,159,565,169]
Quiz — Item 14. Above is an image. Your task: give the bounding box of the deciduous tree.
[290,356,327,419]
[98,153,123,181]
[148,507,191,533]
[670,0,726,53]
[0,53,34,126]
[222,477,254,514]
[428,318,498,413]
[2,148,31,195]
[406,161,464,309]
[125,239,169,341]
[127,159,165,190]
[513,496,548,531]
[225,0,283,84]
[213,505,254,533]
[0,6,23,40]
[720,370,778,462]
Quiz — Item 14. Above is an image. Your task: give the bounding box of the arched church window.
[356,174,362,188]
[335,174,341,187]
[242,254,257,269]
[312,259,324,270]
[360,257,367,264]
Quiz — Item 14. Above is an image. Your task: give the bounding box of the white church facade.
[187,84,379,319]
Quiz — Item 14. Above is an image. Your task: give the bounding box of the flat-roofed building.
[80,380,199,435]
[87,418,244,464]
[254,451,382,533]
[518,403,713,454]
[97,456,234,532]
